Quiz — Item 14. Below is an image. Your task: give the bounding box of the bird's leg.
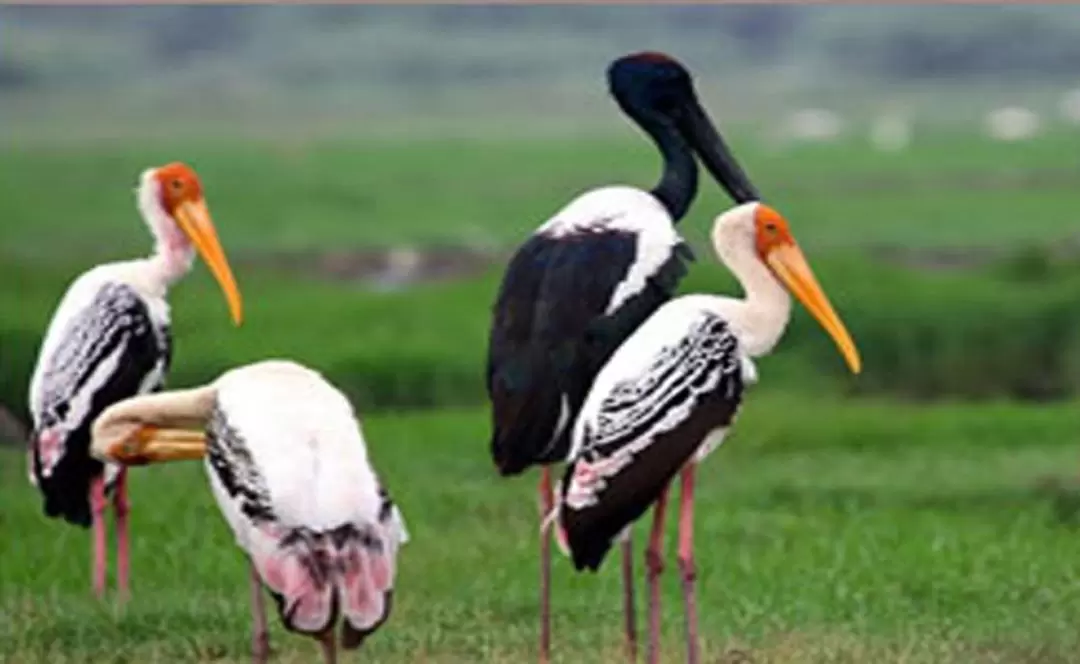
[318,629,337,664]
[114,467,131,604]
[621,532,638,662]
[90,475,108,599]
[677,466,699,664]
[538,466,553,664]
[646,486,669,664]
[250,561,271,664]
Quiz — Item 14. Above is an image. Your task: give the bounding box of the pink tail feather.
[250,520,403,642]
[340,532,396,642]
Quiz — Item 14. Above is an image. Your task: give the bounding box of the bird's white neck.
[137,172,195,290]
[711,219,792,358]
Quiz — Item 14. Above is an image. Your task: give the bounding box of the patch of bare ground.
[236,245,508,289]
[867,235,1080,273]
[792,167,1080,196]
[237,238,1080,287]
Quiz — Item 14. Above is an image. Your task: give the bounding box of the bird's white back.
[212,360,382,532]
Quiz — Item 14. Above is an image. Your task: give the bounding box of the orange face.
[753,203,794,262]
[150,162,243,326]
[749,203,861,374]
[154,162,204,216]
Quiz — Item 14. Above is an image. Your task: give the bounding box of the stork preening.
[90,360,408,664]
[550,202,862,664]
[26,162,242,601]
[486,52,761,661]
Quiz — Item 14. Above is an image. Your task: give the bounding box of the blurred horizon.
[5,5,1080,140]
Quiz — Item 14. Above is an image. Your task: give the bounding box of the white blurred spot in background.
[984,106,1041,142]
[1057,88,1080,125]
[869,110,912,152]
[781,108,845,143]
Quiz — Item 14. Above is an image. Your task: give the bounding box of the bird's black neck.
[640,116,698,222]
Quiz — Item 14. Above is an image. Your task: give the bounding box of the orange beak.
[765,241,861,374]
[173,198,243,326]
[105,428,207,465]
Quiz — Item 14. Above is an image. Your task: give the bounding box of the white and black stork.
[90,360,408,664]
[551,202,862,664]
[486,52,761,661]
[26,162,242,601]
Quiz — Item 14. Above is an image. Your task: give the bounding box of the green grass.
[4,395,1080,662]
[3,131,1079,260]
[6,130,1080,662]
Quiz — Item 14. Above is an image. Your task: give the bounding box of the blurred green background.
[5,7,1080,663]
[4,5,1080,421]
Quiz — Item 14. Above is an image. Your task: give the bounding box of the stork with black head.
[486,51,761,662]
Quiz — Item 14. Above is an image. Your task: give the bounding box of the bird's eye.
[765,224,778,233]
[171,179,183,190]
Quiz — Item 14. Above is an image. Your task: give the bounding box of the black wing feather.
[487,226,691,475]
[559,312,743,571]
[30,282,167,527]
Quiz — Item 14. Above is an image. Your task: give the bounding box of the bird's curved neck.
[714,237,791,358]
[639,115,698,222]
[138,184,195,288]
[147,242,194,287]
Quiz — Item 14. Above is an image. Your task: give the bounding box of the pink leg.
[90,475,108,599]
[114,468,130,603]
[250,562,270,664]
[538,466,553,664]
[621,534,638,662]
[677,466,699,664]
[646,486,669,664]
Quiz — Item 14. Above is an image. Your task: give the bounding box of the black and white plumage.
[485,50,764,664]
[26,161,242,601]
[488,190,695,473]
[560,310,743,570]
[90,360,408,664]
[29,281,171,523]
[487,52,760,477]
[552,202,862,664]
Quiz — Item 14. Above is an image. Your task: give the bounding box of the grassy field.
[4,129,1080,662]
[4,131,1080,415]
[3,131,1080,258]
[4,396,1080,663]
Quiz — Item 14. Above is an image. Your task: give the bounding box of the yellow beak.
[106,428,207,465]
[173,198,243,326]
[766,242,862,374]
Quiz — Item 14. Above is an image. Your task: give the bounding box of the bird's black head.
[607,52,696,121]
[607,51,760,206]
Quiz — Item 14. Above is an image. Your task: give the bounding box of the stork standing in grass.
[486,52,762,661]
[551,202,862,664]
[90,360,408,664]
[27,162,243,601]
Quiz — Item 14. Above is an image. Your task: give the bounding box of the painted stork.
[26,162,242,601]
[89,360,408,664]
[550,202,861,664]
[486,52,760,660]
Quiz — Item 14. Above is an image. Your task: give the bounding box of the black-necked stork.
[90,360,408,664]
[552,202,861,664]
[486,52,760,660]
[27,162,242,601]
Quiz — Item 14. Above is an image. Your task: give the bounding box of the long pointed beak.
[105,428,207,465]
[173,198,243,326]
[766,242,862,374]
[677,99,761,204]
